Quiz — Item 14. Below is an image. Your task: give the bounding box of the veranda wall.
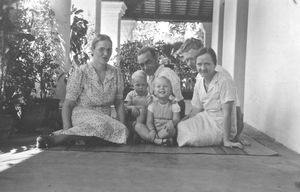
[244,0,300,153]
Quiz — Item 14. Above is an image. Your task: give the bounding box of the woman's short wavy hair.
[176,38,204,55]
[198,47,217,65]
[91,34,112,50]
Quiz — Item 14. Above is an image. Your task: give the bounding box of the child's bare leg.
[153,134,167,145]
[134,123,155,142]
[137,106,147,123]
[133,106,155,142]
[157,126,176,139]
[157,128,169,139]
[126,106,146,143]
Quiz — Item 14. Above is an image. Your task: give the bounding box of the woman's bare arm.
[172,112,181,126]
[181,106,203,121]
[222,101,243,149]
[62,99,76,130]
[115,99,126,124]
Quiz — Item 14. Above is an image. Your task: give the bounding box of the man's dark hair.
[137,46,157,58]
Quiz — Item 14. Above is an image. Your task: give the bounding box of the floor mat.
[49,135,278,156]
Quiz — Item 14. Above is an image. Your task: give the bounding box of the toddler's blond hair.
[131,70,146,84]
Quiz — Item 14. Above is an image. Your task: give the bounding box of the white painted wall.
[202,22,212,47]
[221,0,237,76]
[244,0,300,153]
[211,0,225,65]
[212,0,248,111]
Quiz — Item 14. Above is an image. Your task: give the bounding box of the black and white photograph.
[1,0,300,191]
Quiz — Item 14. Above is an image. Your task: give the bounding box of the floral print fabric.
[54,63,128,144]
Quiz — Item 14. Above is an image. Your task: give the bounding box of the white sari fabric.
[177,72,237,147]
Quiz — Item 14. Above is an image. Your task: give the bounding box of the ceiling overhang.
[121,0,213,22]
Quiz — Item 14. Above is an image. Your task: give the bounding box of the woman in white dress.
[177,48,243,148]
[37,34,128,148]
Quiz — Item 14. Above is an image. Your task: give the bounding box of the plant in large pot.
[0,0,64,133]
[20,0,63,133]
[0,0,35,138]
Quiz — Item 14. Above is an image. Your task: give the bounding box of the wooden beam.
[141,0,145,15]
[171,0,175,16]
[185,0,190,16]
[125,13,212,22]
[155,0,159,17]
[198,0,204,17]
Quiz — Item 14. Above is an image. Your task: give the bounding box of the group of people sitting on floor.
[36,34,245,149]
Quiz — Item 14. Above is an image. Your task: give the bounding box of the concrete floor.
[0,126,300,192]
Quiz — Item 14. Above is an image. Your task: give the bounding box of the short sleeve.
[115,68,124,100]
[124,91,133,105]
[147,103,154,113]
[172,103,181,113]
[220,79,236,104]
[65,67,84,101]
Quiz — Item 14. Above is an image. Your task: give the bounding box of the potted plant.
[0,0,64,133]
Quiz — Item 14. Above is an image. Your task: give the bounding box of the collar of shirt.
[205,71,220,93]
[153,65,164,78]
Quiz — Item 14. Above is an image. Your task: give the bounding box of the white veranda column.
[120,19,137,44]
[50,0,71,71]
[211,0,225,66]
[101,1,127,58]
[202,22,212,47]
[221,0,248,110]
[49,0,71,103]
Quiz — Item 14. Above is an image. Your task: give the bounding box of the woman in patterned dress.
[37,34,128,148]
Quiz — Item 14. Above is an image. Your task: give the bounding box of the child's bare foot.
[157,128,169,139]
[153,138,167,145]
